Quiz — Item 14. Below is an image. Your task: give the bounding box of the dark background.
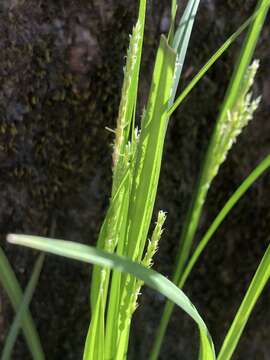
[0,0,269,359]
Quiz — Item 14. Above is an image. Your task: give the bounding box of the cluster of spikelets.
[206,60,260,190]
[113,20,142,171]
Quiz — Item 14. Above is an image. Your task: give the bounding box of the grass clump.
[2,0,270,359]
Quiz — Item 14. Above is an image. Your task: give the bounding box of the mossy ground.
[0,1,269,359]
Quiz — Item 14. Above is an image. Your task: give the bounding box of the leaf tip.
[6,234,17,244]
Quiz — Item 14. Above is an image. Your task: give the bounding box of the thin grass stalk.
[169,0,201,106]
[217,243,270,360]
[168,0,177,44]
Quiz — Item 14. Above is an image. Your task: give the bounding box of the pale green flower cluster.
[142,211,167,268]
[122,211,166,323]
[205,60,261,190]
[113,20,142,169]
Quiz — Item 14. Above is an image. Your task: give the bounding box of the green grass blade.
[0,247,44,360]
[169,0,201,105]
[179,154,270,288]
[167,0,177,44]
[83,295,105,360]
[217,243,270,360]
[1,254,44,360]
[167,1,270,117]
[171,0,177,19]
[7,234,216,360]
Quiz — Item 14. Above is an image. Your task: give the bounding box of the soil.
[0,1,269,359]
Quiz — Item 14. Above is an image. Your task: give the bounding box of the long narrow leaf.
[1,254,44,360]
[7,234,216,360]
[169,0,201,105]
[0,247,44,360]
[218,243,270,360]
[218,0,270,119]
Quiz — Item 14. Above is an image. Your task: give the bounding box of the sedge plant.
[3,0,270,359]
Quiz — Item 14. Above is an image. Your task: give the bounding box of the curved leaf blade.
[7,234,216,360]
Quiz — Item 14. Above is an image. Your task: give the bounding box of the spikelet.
[142,210,167,268]
[112,20,142,170]
[130,211,166,315]
[118,211,166,331]
[205,60,261,189]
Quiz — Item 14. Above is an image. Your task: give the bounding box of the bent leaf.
[7,234,216,360]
